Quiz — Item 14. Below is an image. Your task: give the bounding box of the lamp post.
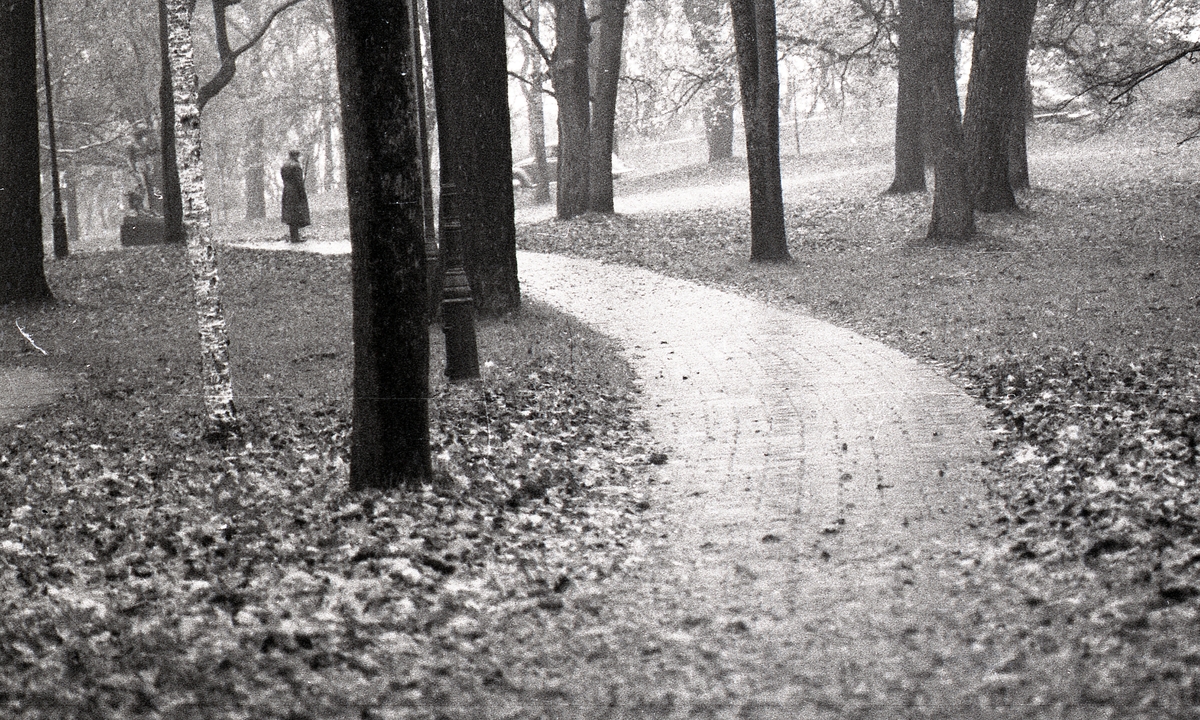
[438,182,479,381]
[37,0,68,259]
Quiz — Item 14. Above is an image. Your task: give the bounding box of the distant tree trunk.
[520,0,552,203]
[704,81,737,162]
[588,0,627,213]
[244,116,266,219]
[322,110,338,192]
[0,0,52,303]
[730,0,789,262]
[158,0,185,244]
[886,0,926,194]
[65,158,80,242]
[428,0,520,315]
[963,0,1037,212]
[526,76,552,203]
[331,0,432,490]
[409,0,439,317]
[165,0,237,436]
[553,0,591,219]
[682,0,735,162]
[1008,77,1033,191]
[918,0,973,242]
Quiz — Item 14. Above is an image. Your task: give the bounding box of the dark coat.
[280,159,311,228]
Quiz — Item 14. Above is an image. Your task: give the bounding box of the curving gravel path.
[494,251,1019,718]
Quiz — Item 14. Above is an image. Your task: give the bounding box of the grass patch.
[0,246,651,719]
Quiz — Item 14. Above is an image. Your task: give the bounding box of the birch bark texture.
[164,0,238,435]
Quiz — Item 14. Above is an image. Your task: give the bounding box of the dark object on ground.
[513,144,632,188]
[649,451,668,465]
[281,150,310,243]
[120,214,167,246]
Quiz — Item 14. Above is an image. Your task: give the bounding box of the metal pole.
[438,183,480,382]
[37,0,68,258]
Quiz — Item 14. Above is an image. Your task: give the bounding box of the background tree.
[1,0,53,303]
[552,0,591,219]
[331,0,432,490]
[917,0,973,243]
[428,0,520,315]
[886,0,926,194]
[165,0,238,436]
[510,0,553,203]
[682,0,736,163]
[587,0,628,213]
[731,0,789,262]
[963,0,1038,212]
[159,0,305,244]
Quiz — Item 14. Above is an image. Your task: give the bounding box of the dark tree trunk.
[427,0,520,316]
[158,0,185,244]
[682,0,735,163]
[588,0,627,213]
[963,0,1037,212]
[330,0,432,491]
[244,116,266,220]
[1009,78,1034,192]
[886,0,926,194]
[730,0,789,262]
[64,159,80,243]
[553,0,591,219]
[0,0,52,303]
[917,0,973,242]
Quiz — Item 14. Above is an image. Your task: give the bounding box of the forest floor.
[0,119,1198,717]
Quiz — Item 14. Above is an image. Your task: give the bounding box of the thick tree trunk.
[918,0,973,243]
[158,0,185,244]
[165,0,238,436]
[427,0,519,316]
[331,0,432,491]
[244,116,266,220]
[1009,77,1034,192]
[730,0,789,262]
[588,0,627,214]
[0,0,52,303]
[886,0,926,194]
[963,0,1037,212]
[553,0,591,219]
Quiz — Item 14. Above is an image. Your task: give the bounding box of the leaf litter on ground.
[0,246,661,719]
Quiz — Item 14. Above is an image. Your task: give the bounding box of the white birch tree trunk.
[165,0,238,435]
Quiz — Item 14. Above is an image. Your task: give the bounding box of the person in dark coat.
[281,150,311,243]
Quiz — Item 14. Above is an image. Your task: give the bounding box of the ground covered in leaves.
[520,122,1200,713]
[0,247,658,719]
